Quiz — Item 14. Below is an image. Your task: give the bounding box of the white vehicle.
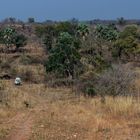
[15,77,22,85]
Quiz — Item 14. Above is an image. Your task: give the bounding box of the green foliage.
[43,35,53,52]
[28,17,35,23]
[85,86,96,97]
[46,32,81,78]
[113,25,139,58]
[95,24,119,41]
[77,24,89,39]
[42,25,56,52]
[0,27,27,50]
[55,22,78,36]
[13,34,27,49]
[117,17,126,25]
[75,71,97,97]
[35,22,79,53]
[35,25,56,52]
[35,25,46,38]
[0,27,16,47]
[79,33,110,72]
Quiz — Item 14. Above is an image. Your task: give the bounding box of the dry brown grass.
[24,43,45,55]
[31,96,140,140]
[0,80,140,139]
[11,64,46,83]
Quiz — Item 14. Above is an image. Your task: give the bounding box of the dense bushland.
[35,22,140,96]
[0,20,140,97]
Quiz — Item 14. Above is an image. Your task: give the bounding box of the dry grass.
[24,43,45,55]
[11,64,46,83]
[0,80,140,139]
[31,95,140,140]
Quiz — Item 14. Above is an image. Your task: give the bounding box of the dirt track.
[5,114,33,140]
[4,104,45,140]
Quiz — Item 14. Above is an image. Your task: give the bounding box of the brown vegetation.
[0,20,140,140]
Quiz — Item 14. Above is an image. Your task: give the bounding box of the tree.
[0,27,16,47]
[77,24,89,40]
[28,17,35,23]
[55,22,78,36]
[46,32,81,78]
[13,34,27,50]
[95,24,119,42]
[0,27,27,51]
[117,17,126,25]
[69,18,79,24]
[35,25,56,52]
[35,25,46,38]
[8,17,16,24]
[35,23,78,53]
[113,25,139,58]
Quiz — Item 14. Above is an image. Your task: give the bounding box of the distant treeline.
[1,17,140,25]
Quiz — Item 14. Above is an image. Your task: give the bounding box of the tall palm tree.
[77,24,89,40]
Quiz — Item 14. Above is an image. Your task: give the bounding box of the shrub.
[46,78,74,87]
[12,65,46,83]
[28,17,35,23]
[95,64,138,97]
[0,80,6,103]
[0,27,27,51]
[95,24,119,41]
[76,64,138,97]
[21,69,33,82]
[75,71,98,97]
[19,55,32,65]
[113,25,139,58]
[0,60,11,69]
[46,32,81,78]
[0,80,5,91]
[19,54,46,65]
[13,34,27,50]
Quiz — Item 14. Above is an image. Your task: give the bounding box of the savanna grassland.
[0,18,140,140]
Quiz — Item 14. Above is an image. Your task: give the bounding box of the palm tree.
[77,24,89,40]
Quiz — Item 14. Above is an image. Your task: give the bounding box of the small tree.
[46,32,81,78]
[43,25,56,52]
[55,22,78,36]
[95,24,119,41]
[13,34,27,50]
[35,25,56,53]
[117,17,126,25]
[113,25,139,58]
[0,27,27,51]
[1,27,16,48]
[28,17,35,23]
[77,24,89,40]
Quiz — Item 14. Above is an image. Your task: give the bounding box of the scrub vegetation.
[0,17,140,140]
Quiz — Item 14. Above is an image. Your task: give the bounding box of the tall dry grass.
[0,80,140,139]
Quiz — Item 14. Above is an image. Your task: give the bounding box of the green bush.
[75,71,98,97]
[0,27,27,50]
[13,34,27,50]
[95,24,119,41]
[46,32,81,78]
[113,25,139,58]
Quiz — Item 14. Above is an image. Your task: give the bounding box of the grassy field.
[0,80,140,140]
